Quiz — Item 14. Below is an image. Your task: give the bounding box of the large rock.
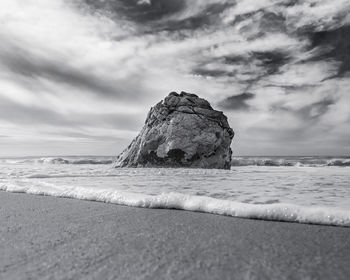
[115,91,234,169]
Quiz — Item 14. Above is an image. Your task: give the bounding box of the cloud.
[137,0,152,5]
[218,93,255,111]
[0,0,350,156]
[271,97,337,122]
[0,95,143,131]
[308,25,350,77]
[0,43,133,100]
[81,0,186,25]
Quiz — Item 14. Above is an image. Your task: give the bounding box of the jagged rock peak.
[115,91,234,169]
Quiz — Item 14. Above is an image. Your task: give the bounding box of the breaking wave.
[2,156,350,167]
[231,157,350,167]
[1,183,349,227]
[37,157,114,165]
[2,157,114,165]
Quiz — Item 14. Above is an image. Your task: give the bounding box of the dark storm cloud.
[81,0,186,23]
[218,93,255,111]
[193,50,290,82]
[253,51,291,76]
[308,25,350,77]
[192,67,235,78]
[258,12,287,34]
[79,0,235,34]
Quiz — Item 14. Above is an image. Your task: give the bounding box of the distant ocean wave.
[36,157,114,165]
[1,183,349,227]
[1,157,114,165]
[26,174,122,179]
[231,157,350,167]
[1,156,350,167]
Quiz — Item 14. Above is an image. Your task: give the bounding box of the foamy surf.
[1,183,349,227]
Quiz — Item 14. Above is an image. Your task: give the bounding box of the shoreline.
[1,185,350,227]
[1,191,350,279]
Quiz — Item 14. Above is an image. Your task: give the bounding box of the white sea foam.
[1,182,349,227]
[1,157,350,227]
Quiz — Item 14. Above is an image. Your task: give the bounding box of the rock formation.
[115,91,234,169]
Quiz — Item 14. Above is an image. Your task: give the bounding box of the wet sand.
[1,191,349,280]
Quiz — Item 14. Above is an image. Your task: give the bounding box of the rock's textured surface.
[115,91,234,169]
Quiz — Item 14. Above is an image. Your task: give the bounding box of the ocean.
[1,156,349,227]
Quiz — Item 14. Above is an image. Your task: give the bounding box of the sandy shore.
[1,191,349,280]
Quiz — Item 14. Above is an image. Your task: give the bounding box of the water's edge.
[1,184,349,228]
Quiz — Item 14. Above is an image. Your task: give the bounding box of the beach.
[1,191,349,280]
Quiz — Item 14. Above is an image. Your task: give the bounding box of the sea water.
[0,156,349,227]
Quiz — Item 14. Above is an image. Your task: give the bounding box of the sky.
[0,0,350,157]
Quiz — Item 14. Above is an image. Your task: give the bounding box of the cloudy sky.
[0,0,350,156]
